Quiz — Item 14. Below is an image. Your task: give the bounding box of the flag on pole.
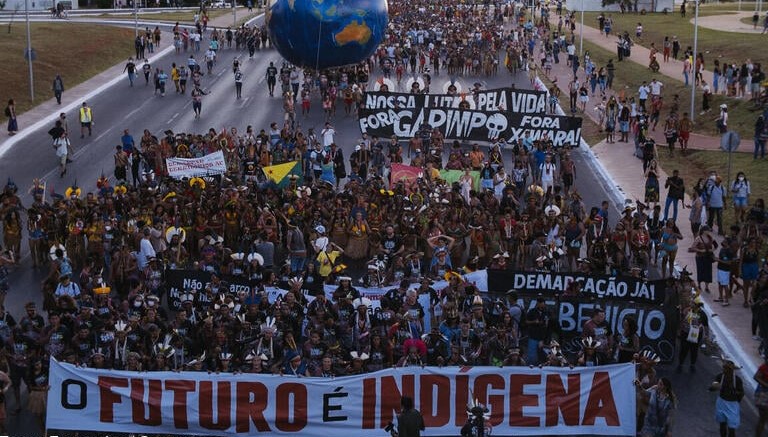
[262,161,302,188]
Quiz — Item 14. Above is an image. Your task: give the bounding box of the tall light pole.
[233,1,237,27]
[579,0,584,57]
[689,0,699,121]
[134,0,139,37]
[25,0,34,102]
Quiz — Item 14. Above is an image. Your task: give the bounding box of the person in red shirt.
[754,357,768,437]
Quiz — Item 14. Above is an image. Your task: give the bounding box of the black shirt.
[381,234,401,255]
[526,307,550,341]
[397,409,425,437]
[713,372,744,402]
[717,246,734,271]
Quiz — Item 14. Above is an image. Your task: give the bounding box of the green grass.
[657,149,766,231]
[582,10,767,67]
[0,22,134,114]
[577,39,761,138]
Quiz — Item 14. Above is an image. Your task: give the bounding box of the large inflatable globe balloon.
[268,0,388,70]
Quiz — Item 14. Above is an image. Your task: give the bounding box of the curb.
[0,12,264,160]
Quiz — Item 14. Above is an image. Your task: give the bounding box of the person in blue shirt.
[120,129,134,154]
[707,177,726,235]
[281,350,309,377]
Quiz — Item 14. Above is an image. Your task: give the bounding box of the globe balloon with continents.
[268,0,388,69]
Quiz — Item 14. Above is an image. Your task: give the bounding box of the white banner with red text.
[47,360,636,436]
[166,150,226,178]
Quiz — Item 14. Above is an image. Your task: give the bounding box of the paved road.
[0,16,760,437]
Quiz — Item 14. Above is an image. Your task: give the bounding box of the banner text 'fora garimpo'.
[358,88,582,146]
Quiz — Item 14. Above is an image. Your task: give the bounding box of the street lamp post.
[233,2,237,27]
[689,0,699,121]
[25,0,34,102]
[134,0,139,37]
[579,0,584,57]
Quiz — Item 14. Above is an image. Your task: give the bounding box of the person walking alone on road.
[4,100,17,136]
[235,68,244,99]
[266,62,278,96]
[191,86,205,119]
[52,74,64,104]
[53,131,70,177]
[123,58,136,87]
[78,102,93,138]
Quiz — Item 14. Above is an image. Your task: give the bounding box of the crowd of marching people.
[5,0,768,436]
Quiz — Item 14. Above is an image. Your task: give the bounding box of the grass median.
[582,9,766,67]
[0,22,134,114]
[575,39,759,138]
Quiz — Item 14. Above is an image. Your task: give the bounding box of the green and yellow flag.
[262,161,302,188]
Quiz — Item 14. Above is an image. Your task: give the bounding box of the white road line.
[125,106,143,119]
[0,12,265,161]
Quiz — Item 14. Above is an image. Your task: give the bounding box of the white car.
[211,1,233,7]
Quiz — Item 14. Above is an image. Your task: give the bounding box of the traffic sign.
[720,131,740,152]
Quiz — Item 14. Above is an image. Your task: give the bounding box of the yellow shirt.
[317,250,340,277]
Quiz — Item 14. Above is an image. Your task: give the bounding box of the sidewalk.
[0,8,262,155]
[545,16,764,378]
[590,136,762,383]
[694,10,764,34]
[565,17,754,151]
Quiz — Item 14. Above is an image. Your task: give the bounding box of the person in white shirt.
[638,82,650,111]
[718,104,728,133]
[321,122,336,148]
[54,131,70,178]
[539,154,558,196]
[137,227,156,270]
[649,78,663,97]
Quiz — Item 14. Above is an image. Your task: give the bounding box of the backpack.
[59,257,73,277]
[4,107,10,118]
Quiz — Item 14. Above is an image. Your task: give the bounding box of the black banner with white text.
[358,88,582,146]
